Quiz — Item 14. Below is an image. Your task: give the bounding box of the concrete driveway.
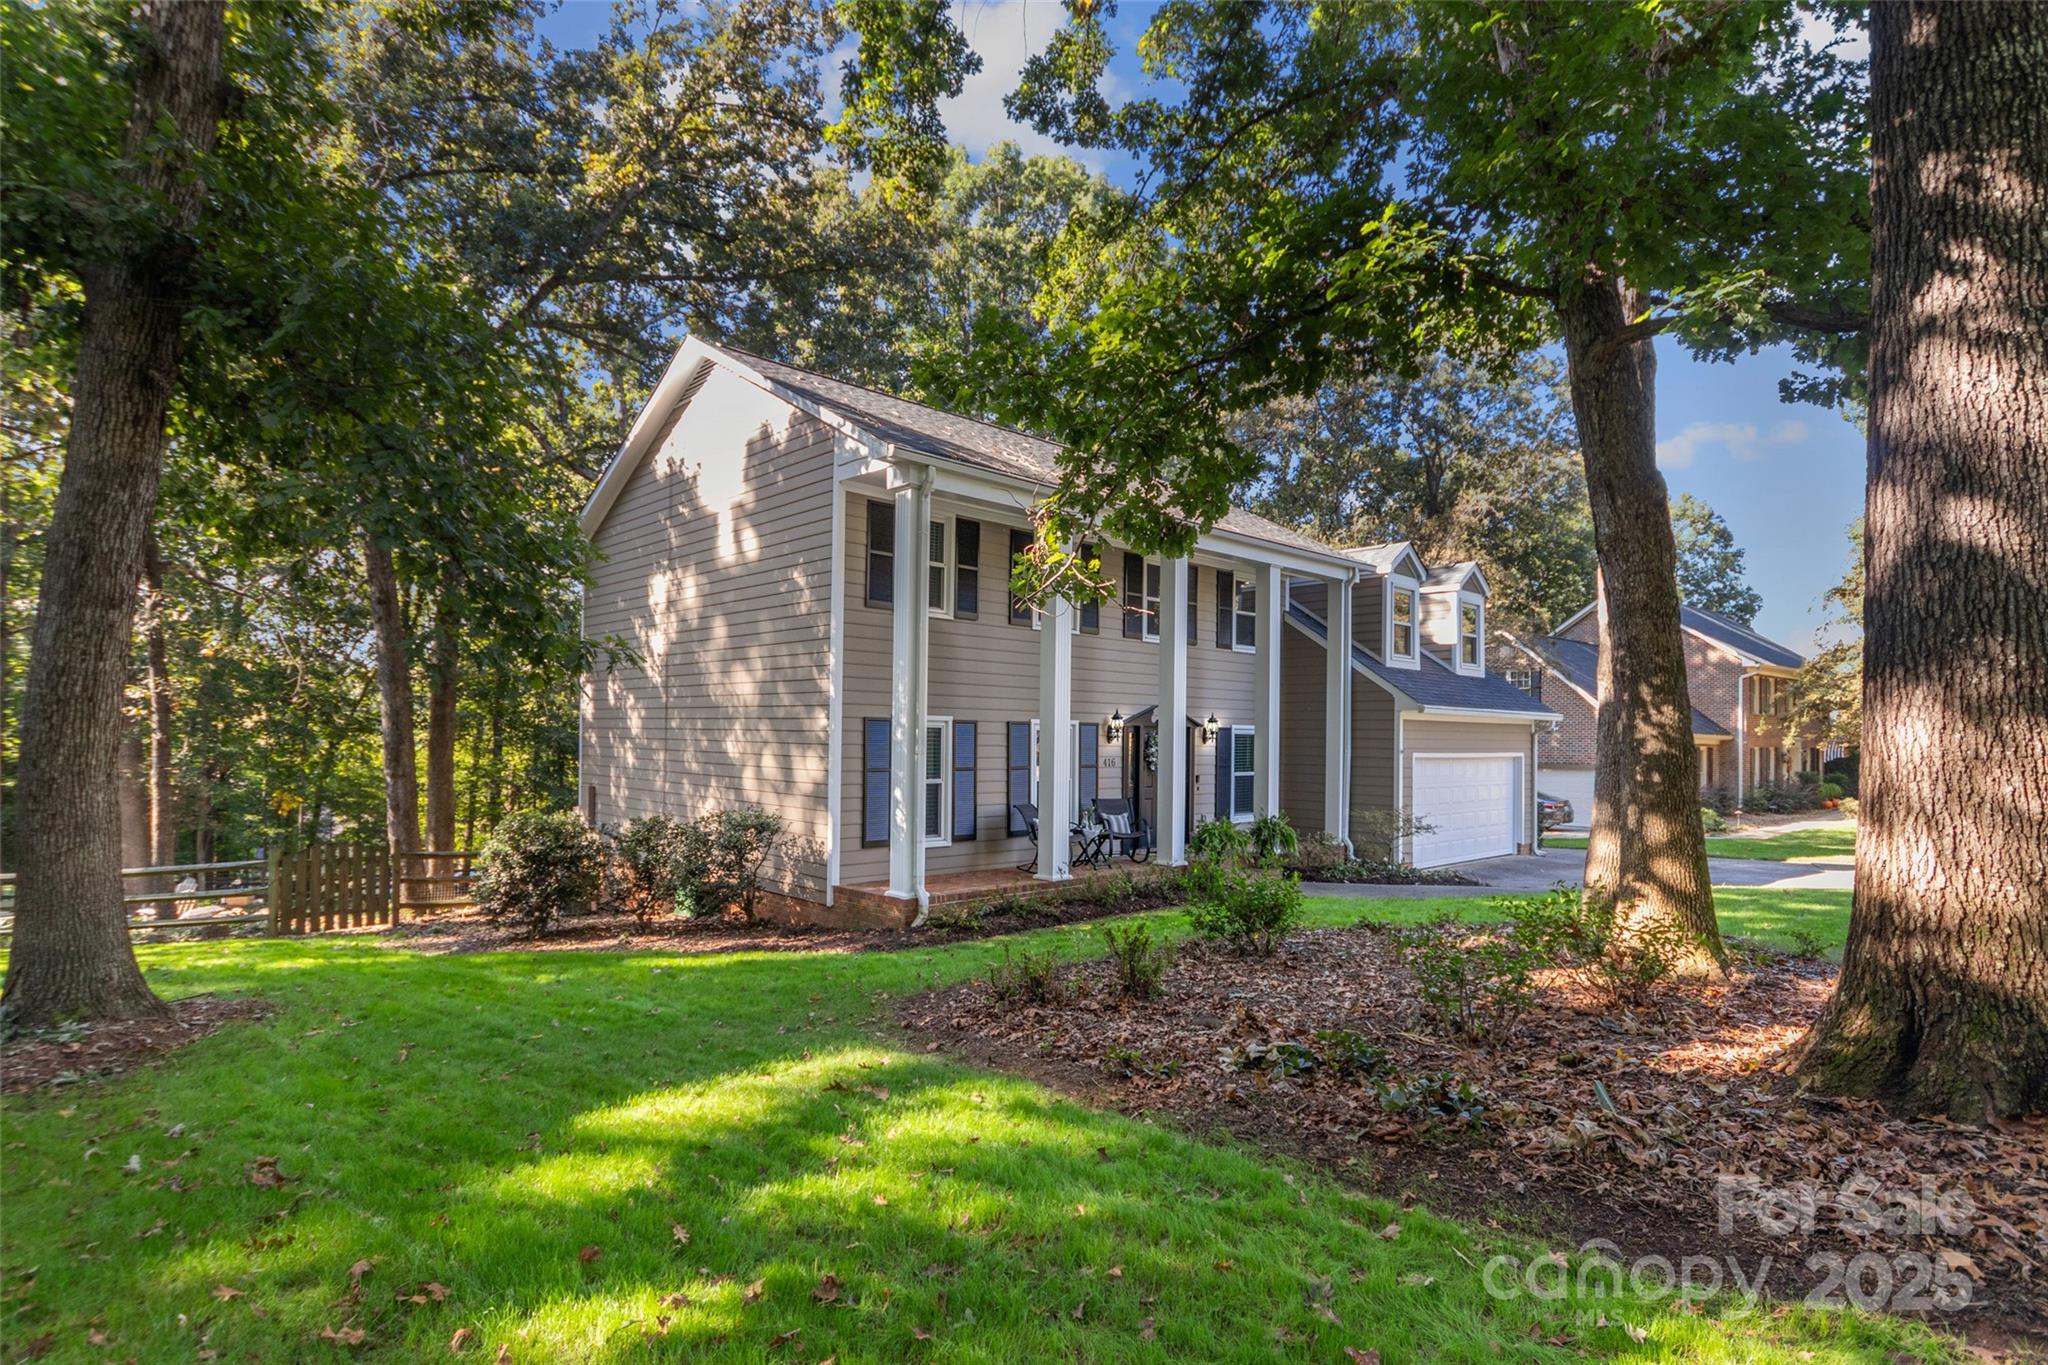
[1305,845,1854,899]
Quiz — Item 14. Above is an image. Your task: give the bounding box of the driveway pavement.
[1305,846,1854,899]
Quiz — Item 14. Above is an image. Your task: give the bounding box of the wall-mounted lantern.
[1105,708,1125,744]
[1199,713,1220,744]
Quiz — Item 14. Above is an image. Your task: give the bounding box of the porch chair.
[1092,799,1152,863]
[1012,803,1041,872]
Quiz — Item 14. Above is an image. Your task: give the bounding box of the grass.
[0,892,1916,1362]
[1543,827,1857,863]
[1321,887,1853,958]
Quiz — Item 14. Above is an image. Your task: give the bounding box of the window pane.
[1234,773,1255,815]
[1234,731,1255,769]
[1235,612,1255,648]
[925,727,944,779]
[929,564,945,609]
[1394,623,1413,655]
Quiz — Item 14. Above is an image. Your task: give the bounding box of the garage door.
[1411,756,1520,868]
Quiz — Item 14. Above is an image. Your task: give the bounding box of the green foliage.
[985,943,1064,1004]
[1187,817,1253,866]
[476,809,603,937]
[1224,1038,1320,1079]
[1670,494,1765,625]
[669,808,787,922]
[1244,812,1299,865]
[1746,781,1823,815]
[1700,806,1729,834]
[1818,781,1845,801]
[1313,1029,1391,1081]
[1375,1071,1489,1130]
[1185,869,1305,957]
[606,816,694,924]
[1392,918,1547,1047]
[1237,357,1594,633]
[1097,920,1171,1000]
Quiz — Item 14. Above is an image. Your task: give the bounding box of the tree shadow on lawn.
[0,932,1935,1363]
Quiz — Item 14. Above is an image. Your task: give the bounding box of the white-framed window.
[1502,666,1538,695]
[1232,576,1257,651]
[1457,596,1484,674]
[927,518,952,617]
[1228,726,1257,821]
[1387,578,1419,663]
[1141,559,1163,641]
[924,718,952,845]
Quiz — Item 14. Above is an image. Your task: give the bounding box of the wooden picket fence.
[268,844,477,935]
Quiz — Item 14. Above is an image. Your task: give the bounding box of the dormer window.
[1388,581,1418,663]
[1458,598,1483,673]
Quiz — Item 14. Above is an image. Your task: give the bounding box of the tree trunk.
[1557,273,1725,970]
[1797,0,2048,1120]
[425,608,459,854]
[364,537,422,866]
[1,0,226,1030]
[141,535,177,917]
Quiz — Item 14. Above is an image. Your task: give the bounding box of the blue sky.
[541,0,1866,652]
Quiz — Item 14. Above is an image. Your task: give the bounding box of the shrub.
[476,810,604,937]
[1392,917,1548,1045]
[1225,1038,1319,1077]
[1818,781,1845,801]
[1838,796,1859,818]
[1099,920,1172,999]
[986,944,1064,1003]
[1699,806,1729,834]
[606,815,691,924]
[1185,869,1304,956]
[1289,830,1351,874]
[1245,812,1299,864]
[1188,817,1252,866]
[668,807,786,920]
[1350,807,1437,864]
[1703,786,1738,816]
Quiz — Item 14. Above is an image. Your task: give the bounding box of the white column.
[1156,557,1189,865]
[1324,571,1354,853]
[886,472,931,902]
[1036,593,1075,881]
[1254,562,1282,817]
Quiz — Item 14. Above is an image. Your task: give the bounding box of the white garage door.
[1411,755,1520,868]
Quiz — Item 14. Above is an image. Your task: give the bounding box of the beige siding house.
[1279,545,1561,868]
[580,338,1551,920]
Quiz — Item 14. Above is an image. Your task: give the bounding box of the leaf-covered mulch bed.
[899,924,2048,1341]
[1286,861,1481,886]
[388,884,1186,957]
[1,995,270,1096]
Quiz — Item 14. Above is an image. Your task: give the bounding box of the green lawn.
[0,892,1918,1363]
[1544,827,1857,863]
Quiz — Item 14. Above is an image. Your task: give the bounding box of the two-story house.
[1496,602,1814,823]
[578,338,1558,923]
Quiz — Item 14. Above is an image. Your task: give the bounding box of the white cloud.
[1656,419,1808,469]
[940,0,1113,165]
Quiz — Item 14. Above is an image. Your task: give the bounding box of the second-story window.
[928,518,951,617]
[1142,560,1163,641]
[1390,584,1417,660]
[1233,576,1257,650]
[1459,600,1482,669]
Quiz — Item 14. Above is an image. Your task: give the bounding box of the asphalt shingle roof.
[1679,605,1806,669]
[715,345,1338,561]
[1286,602,1557,718]
[1536,636,1730,738]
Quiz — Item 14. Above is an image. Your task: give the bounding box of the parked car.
[1537,792,1573,831]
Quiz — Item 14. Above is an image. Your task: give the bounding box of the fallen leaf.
[1106,1265,1123,1279]
[660,1291,691,1308]
[1071,1301,1085,1321]
[912,1327,935,1341]
[1139,1318,1156,1342]
[495,1346,513,1364]
[211,1284,245,1301]
[348,1259,376,1284]
[1378,1221,1401,1240]
[578,1246,602,1264]
[320,1325,367,1346]
[812,1273,841,1304]
[448,1327,476,1354]
[769,1326,802,1349]
[743,1278,767,1305]
[1343,1350,1381,1365]
[671,1223,691,1248]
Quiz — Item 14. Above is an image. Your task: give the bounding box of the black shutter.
[862,719,891,845]
[1215,569,1233,648]
[1079,543,1100,632]
[1122,553,1143,638]
[1078,724,1099,810]
[1008,530,1032,624]
[1006,722,1033,833]
[955,519,980,619]
[1214,725,1233,821]
[865,501,894,607]
[953,720,978,840]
